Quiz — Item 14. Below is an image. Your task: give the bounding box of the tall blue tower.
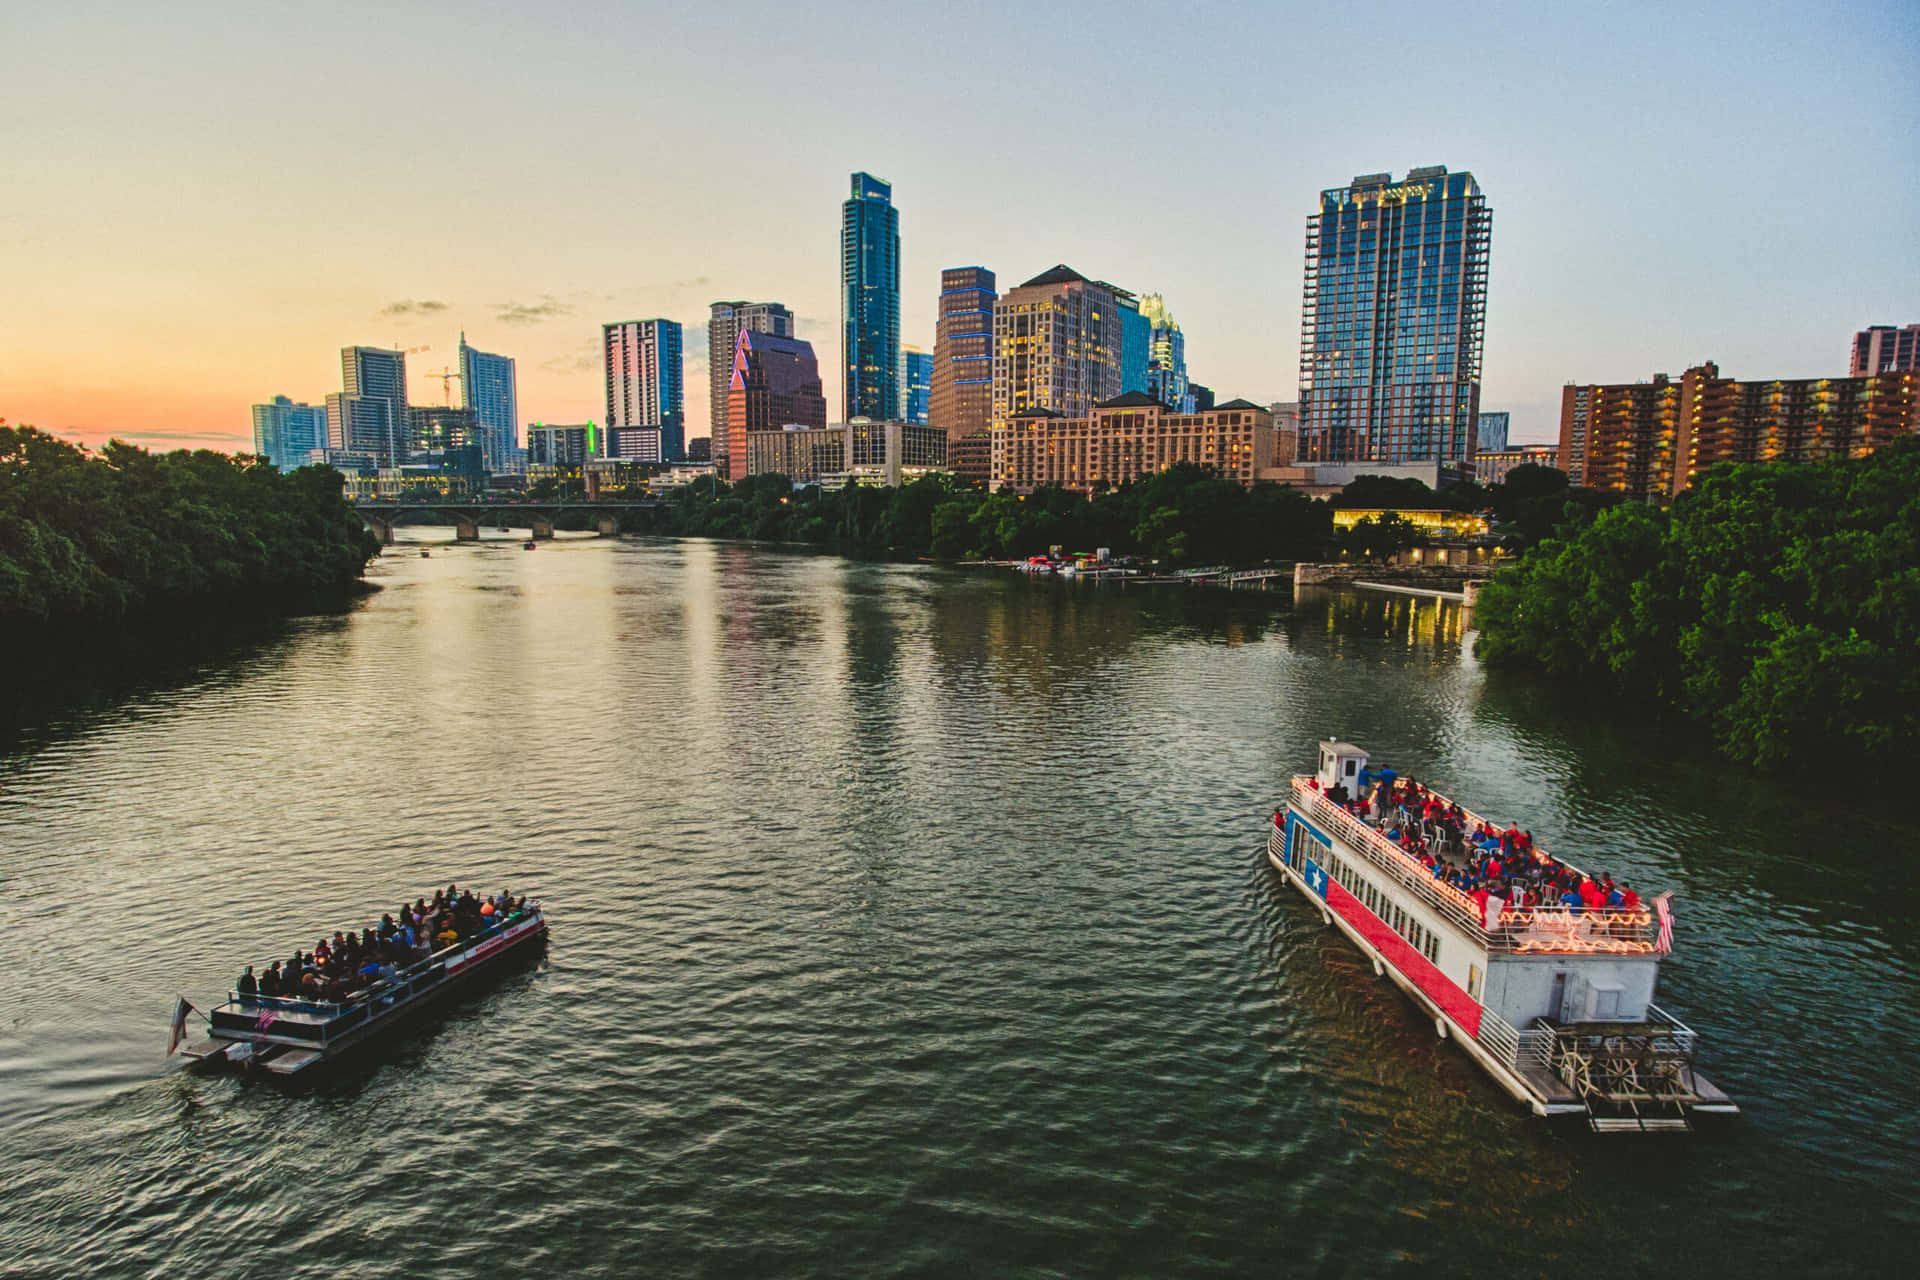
[841,172,900,422]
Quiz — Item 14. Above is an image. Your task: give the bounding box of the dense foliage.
[657,464,1337,565]
[0,424,380,636]
[1474,440,1920,770]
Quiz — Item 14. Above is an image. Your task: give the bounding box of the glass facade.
[338,346,410,465]
[459,337,519,474]
[1118,295,1148,395]
[250,396,327,469]
[841,172,900,422]
[709,302,794,473]
[1139,293,1192,412]
[1298,167,1491,464]
[901,346,932,423]
[1476,411,1509,454]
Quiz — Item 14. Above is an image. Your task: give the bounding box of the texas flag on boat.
[1303,858,1331,899]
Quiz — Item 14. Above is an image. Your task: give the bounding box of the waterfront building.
[724,328,829,482]
[1140,293,1192,412]
[930,266,998,486]
[708,302,793,474]
[844,418,947,487]
[901,345,932,423]
[842,172,901,422]
[992,265,1129,432]
[1850,324,1920,376]
[526,422,604,468]
[1331,507,1490,537]
[1474,445,1559,485]
[744,425,847,484]
[407,405,481,455]
[1477,410,1510,454]
[307,448,379,473]
[991,393,1275,495]
[458,335,519,474]
[604,319,684,462]
[330,346,411,465]
[1298,166,1492,466]
[250,396,328,470]
[1558,362,1919,499]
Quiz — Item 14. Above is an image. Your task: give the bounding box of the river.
[0,533,1910,1277]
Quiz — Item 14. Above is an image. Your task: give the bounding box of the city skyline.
[3,2,1914,456]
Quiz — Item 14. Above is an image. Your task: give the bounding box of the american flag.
[255,1009,279,1033]
[1653,892,1675,954]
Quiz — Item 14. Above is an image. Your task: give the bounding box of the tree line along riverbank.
[0,424,380,648]
[1473,438,1919,772]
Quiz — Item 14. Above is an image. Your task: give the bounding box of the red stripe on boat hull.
[1323,880,1483,1038]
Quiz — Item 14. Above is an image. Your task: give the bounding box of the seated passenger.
[259,962,281,997]
[237,965,257,997]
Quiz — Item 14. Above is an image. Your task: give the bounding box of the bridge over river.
[351,501,662,543]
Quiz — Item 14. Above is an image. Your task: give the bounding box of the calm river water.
[0,534,1912,1277]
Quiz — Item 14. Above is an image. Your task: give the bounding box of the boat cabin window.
[1467,964,1483,1002]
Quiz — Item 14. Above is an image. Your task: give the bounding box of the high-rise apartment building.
[408,405,481,454]
[604,319,684,462]
[725,329,828,481]
[250,396,328,470]
[992,265,1128,431]
[1850,324,1920,376]
[1298,166,1492,466]
[526,423,603,468]
[930,266,997,485]
[708,302,794,474]
[841,172,900,422]
[901,345,933,423]
[1558,362,1919,499]
[329,346,410,465]
[458,334,519,473]
[1140,294,1192,412]
[1476,411,1510,454]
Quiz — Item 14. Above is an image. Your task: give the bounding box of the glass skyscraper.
[901,345,932,423]
[250,395,327,469]
[1139,293,1192,412]
[841,172,900,422]
[459,334,519,473]
[329,346,410,465]
[1298,166,1491,464]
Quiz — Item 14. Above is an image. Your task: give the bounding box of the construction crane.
[422,366,465,406]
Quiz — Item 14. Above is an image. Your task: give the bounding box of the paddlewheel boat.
[1269,741,1737,1133]
[174,900,547,1077]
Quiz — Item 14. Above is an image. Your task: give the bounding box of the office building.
[1118,293,1149,395]
[1558,362,1919,499]
[744,425,848,485]
[992,265,1128,432]
[930,266,998,485]
[1298,166,1492,465]
[1850,324,1920,376]
[1189,383,1215,413]
[1269,401,1301,466]
[1475,445,1559,485]
[687,437,711,462]
[458,335,519,474]
[526,422,605,467]
[250,396,328,470]
[901,345,932,423]
[725,328,828,481]
[604,319,684,462]
[846,418,947,486]
[1140,294,1192,411]
[329,346,410,465]
[408,405,481,455]
[1477,410,1510,454]
[992,393,1275,494]
[708,302,794,474]
[842,172,900,421]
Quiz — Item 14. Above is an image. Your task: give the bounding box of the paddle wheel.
[1544,1020,1700,1132]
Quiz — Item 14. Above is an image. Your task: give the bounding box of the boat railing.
[225,906,544,1024]
[1289,779,1658,954]
[1645,1003,1698,1055]
[1477,1006,1521,1066]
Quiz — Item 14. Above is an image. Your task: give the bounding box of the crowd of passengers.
[1296,771,1644,921]
[234,885,527,1003]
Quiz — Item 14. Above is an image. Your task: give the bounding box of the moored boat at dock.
[173,892,547,1077]
[1268,741,1737,1132]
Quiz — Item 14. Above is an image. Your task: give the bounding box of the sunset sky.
[5,0,1915,454]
